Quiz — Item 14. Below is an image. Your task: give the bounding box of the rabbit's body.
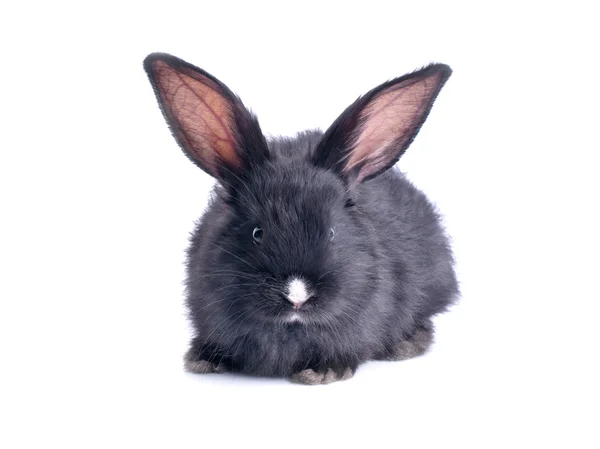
[184,131,457,379]
[144,54,459,383]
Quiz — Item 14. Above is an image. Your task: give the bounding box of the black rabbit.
[143,53,459,384]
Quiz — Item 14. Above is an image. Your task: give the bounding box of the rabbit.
[143,53,459,385]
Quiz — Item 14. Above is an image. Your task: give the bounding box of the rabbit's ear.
[313,64,451,186]
[144,53,269,182]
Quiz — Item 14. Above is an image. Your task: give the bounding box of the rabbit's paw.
[290,367,354,385]
[184,347,229,374]
[387,320,434,361]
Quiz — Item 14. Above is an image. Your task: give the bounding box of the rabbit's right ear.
[143,53,269,183]
[312,64,452,187]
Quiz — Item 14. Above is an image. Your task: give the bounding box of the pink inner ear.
[152,60,239,171]
[345,74,441,181]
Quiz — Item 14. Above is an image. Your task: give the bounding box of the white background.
[1,1,599,447]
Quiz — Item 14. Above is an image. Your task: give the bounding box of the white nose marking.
[286,277,310,307]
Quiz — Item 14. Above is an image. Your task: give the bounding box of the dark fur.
[183,130,458,377]
[143,54,459,381]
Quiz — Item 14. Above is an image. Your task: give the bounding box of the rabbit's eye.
[330,228,335,241]
[252,226,263,244]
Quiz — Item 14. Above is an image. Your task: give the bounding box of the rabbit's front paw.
[290,367,354,385]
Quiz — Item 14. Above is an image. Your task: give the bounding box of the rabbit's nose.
[285,277,312,308]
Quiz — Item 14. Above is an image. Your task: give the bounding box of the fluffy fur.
[143,53,459,384]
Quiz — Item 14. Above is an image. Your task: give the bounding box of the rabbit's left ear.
[143,53,269,183]
[312,64,452,185]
